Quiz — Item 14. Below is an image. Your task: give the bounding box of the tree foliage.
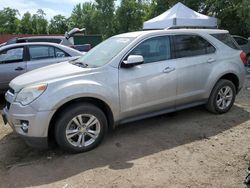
[18,12,33,34]
[70,2,99,35]
[48,15,68,34]
[0,0,249,37]
[95,0,116,38]
[0,8,19,34]
[116,0,145,33]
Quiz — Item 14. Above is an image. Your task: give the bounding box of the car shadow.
[0,104,249,187]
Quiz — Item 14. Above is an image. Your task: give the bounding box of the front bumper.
[2,96,55,149]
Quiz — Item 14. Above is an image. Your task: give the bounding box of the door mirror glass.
[123,55,144,67]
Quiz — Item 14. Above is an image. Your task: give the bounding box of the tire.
[206,79,236,114]
[55,103,108,153]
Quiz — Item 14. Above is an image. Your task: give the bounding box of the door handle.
[163,67,175,73]
[207,58,216,64]
[15,67,24,71]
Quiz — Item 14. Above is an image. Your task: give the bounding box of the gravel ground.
[0,75,249,188]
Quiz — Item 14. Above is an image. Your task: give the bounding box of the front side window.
[174,35,216,58]
[29,45,55,60]
[0,47,24,64]
[129,36,171,64]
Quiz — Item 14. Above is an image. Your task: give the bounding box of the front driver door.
[119,35,177,120]
[0,46,26,91]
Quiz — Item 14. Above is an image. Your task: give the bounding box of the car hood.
[10,61,91,92]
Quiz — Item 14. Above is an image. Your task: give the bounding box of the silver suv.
[2,29,246,153]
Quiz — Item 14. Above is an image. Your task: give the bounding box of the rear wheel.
[206,79,236,114]
[55,103,108,153]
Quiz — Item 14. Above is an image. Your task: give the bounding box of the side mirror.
[122,55,144,68]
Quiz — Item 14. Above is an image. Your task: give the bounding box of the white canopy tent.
[143,2,217,30]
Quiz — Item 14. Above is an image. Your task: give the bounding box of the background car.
[0,42,83,93]
[233,35,250,68]
[1,28,92,52]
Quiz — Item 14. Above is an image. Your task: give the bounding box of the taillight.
[240,51,247,66]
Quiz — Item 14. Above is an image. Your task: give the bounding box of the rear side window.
[29,45,55,60]
[211,33,240,50]
[174,35,216,58]
[29,45,68,60]
[129,36,171,64]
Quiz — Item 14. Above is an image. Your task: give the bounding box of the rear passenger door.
[0,47,26,91]
[172,34,217,106]
[27,45,70,71]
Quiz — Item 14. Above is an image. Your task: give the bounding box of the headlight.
[15,83,47,105]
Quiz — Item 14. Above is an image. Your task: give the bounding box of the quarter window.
[0,47,24,64]
[129,36,171,64]
[55,47,68,58]
[174,35,216,58]
[211,33,240,50]
[234,37,248,46]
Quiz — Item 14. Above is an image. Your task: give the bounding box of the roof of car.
[115,29,229,38]
[0,42,83,56]
[0,42,65,49]
[18,36,65,40]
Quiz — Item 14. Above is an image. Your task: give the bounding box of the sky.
[0,0,96,20]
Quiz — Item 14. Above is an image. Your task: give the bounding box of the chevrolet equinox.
[2,29,246,153]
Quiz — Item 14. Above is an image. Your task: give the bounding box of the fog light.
[21,120,29,133]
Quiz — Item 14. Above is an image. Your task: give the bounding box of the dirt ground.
[0,76,250,188]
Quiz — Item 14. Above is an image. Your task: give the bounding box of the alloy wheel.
[216,86,233,110]
[65,114,101,148]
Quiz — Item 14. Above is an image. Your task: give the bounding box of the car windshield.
[73,37,135,67]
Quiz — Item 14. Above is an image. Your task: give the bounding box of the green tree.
[205,0,250,37]
[48,15,69,34]
[95,0,116,38]
[0,8,19,34]
[116,0,145,33]
[18,12,33,34]
[70,2,99,34]
[31,9,48,34]
[70,3,85,29]
[147,0,206,19]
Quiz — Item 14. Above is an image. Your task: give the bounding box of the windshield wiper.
[73,61,89,68]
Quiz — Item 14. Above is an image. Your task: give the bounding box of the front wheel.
[206,79,236,114]
[55,103,108,153]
